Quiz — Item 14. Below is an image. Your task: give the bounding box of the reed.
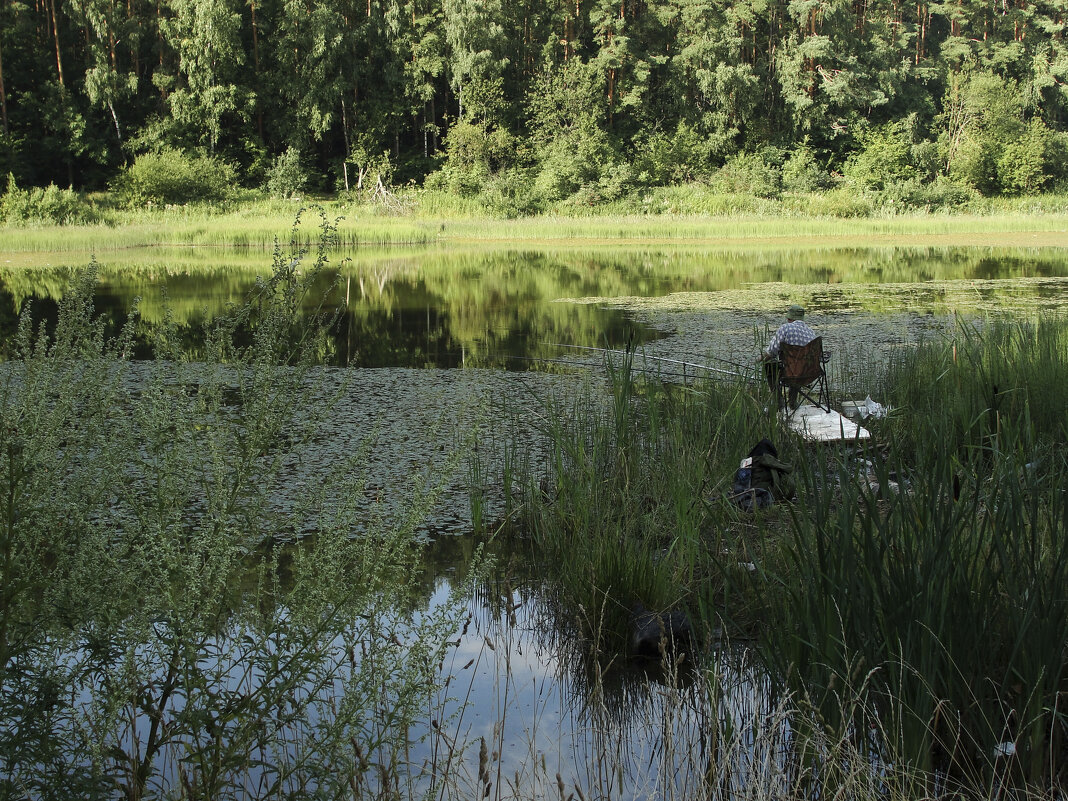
[759,316,1068,792]
[5,196,1068,253]
[878,316,1068,452]
[516,313,1068,797]
[515,351,801,653]
[768,426,1068,787]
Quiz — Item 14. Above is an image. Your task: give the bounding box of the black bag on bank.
[730,438,794,512]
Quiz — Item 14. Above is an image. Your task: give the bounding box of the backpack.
[729,438,794,511]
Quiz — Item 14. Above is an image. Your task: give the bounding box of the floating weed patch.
[583,276,1068,317]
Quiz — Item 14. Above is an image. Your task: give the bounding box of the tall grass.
[770,429,1068,786]
[515,354,796,654]
[516,315,1068,797]
[4,193,1068,252]
[0,205,439,251]
[762,318,1068,793]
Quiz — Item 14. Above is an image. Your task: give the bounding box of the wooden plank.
[785,404,871,442]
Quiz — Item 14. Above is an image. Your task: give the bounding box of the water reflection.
[416,535,787,801]
[2,245,1066,367]
[48,532,786,800]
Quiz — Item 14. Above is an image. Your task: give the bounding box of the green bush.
[709,152,782,198]
[782,147,830,193]
[997,119,1053,195]
[949,135,1000,194]
[427,120,515,198]
[937,71,1058,196]
[0,174,96,225]
[875,176,979,212]
[265,145,308,199]
[790,185,875,217]
[561,163,639,209]
[479,168,540,216]
[633,123,714,185]
[532,127,616,205]
[843,121,920,190]
[111,148,237,206]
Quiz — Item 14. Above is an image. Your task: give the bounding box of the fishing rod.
[542,342,757,380]
[501,353,745,383]
[703,353,759,372]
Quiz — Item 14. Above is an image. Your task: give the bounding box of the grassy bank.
[4,189,1068,253]
[513,315,1068,796]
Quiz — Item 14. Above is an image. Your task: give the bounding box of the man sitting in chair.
[758,304,817,392]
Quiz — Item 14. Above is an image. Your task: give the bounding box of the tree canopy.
[2,0,1067,199]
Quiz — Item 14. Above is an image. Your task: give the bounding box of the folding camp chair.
[776,337,830,412]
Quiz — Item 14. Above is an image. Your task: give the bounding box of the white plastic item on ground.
[785,404,871,442]
[993,742,1017,758]
[863,395,889,418]
[842,395,890,420]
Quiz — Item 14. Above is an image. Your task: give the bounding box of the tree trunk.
[249,0,261,71]
[0,36,8,136]
[109,101,123,144]
[430,94,437,151]
[340,94,351,190]
[48,0,65,85]
[156,0,165,98]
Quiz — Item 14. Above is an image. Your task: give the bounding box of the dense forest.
[2,0,1068,206]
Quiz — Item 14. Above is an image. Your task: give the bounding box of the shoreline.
[4,203,1068,255]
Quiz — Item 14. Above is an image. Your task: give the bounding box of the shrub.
[997,120,1053,195]
[265,145,308,199]
[949,135,1000,194]
[782,147,830,192]
[876,176,979,212]
[793,185,875,217]
[709,152,782,198]
[479,168,539,216]
[561,163,639,209]
[633,123,714,185]
[531,123,617,205]
[532,139,592,203]
[111,148,236,206]
[0,174,96,225]
[939,71,1049,196]
[843,119,932,190]
[1044,131,1068,187]
[427,120,515,197]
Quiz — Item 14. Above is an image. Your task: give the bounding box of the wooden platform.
[784,404,871,443]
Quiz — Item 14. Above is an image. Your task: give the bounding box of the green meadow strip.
[4,198,1068,254]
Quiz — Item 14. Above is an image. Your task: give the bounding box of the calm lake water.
[3,243,1067,366]
[5,242,1067,796]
